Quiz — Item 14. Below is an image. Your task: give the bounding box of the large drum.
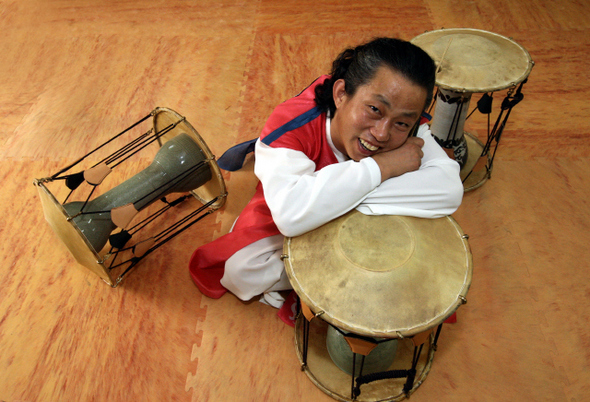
[412,28,534,191]
[283,210,472,401]
[34,107,226,286]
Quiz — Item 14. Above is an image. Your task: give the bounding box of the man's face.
[330,66,427,161]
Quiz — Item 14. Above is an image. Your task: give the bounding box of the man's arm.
[357,124,463,218]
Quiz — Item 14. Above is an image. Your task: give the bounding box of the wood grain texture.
[1,0,589,401]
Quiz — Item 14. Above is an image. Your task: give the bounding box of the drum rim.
[34,179,115,285]
[411,27,534,93]
[284,212,473,338]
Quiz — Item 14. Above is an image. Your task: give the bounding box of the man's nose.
[371,120,390,142]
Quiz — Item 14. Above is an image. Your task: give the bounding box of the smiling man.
[331,66,427,181]
[189,37,463,309]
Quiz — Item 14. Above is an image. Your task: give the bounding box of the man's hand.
[372,137,424,182]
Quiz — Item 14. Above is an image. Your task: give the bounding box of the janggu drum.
[283,210,472,401]
[34,107,226,286]
[412,28,534,190]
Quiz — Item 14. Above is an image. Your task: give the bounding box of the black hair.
[314,37,436,116]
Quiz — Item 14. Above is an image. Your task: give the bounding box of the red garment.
[189,76,338,298]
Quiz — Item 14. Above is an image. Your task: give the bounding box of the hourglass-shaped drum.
[34,107,226,286]
[283,210,472,401]
[412,28,534,191]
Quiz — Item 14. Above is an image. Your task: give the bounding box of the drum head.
[153,107,226,210]
[284,210,472,338]
[35,180,114,285]
[411,28,533,93]
[461,132,491,191]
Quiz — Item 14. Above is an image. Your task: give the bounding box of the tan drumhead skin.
[153,107,227,210]
[411,28,533,93]
[34,180,115,285]
[284,210,472,338]
[461,132,491,191]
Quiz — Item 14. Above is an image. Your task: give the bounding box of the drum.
[34,107,226,286]
[412,28,534,191]
[283,210,472,401]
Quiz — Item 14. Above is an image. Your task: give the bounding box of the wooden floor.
[2,1,590,401]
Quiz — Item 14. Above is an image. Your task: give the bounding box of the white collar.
[326,115,348,162]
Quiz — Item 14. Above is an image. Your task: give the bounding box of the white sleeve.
[254,124,463,237]
[356,124,464,218]
[254,141,382,237]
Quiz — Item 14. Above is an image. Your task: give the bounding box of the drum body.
[34,107,226,286]
[412,28,534,191]
[283,210,472,401]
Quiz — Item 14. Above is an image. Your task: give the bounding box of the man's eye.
[369,105,380,114]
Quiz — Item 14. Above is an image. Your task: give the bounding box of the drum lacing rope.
[296,296,312,371]
[105,196,220,281]
[351,324,446,400]
[352,344,424,399]
[427,88,437,116]
[62,123,177,206]
[361,343,421,399]
[50,112,154,181]
[338,328,400,400]
[108,194,192,249]
[485,80,526,173]
[69,160,210,218]
[462,80,527,183]
[449,95,468,146]
[53,112,182,206]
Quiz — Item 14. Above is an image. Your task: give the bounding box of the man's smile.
[359,138,379,152]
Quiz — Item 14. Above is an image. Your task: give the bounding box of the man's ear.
[332,79,347,109]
